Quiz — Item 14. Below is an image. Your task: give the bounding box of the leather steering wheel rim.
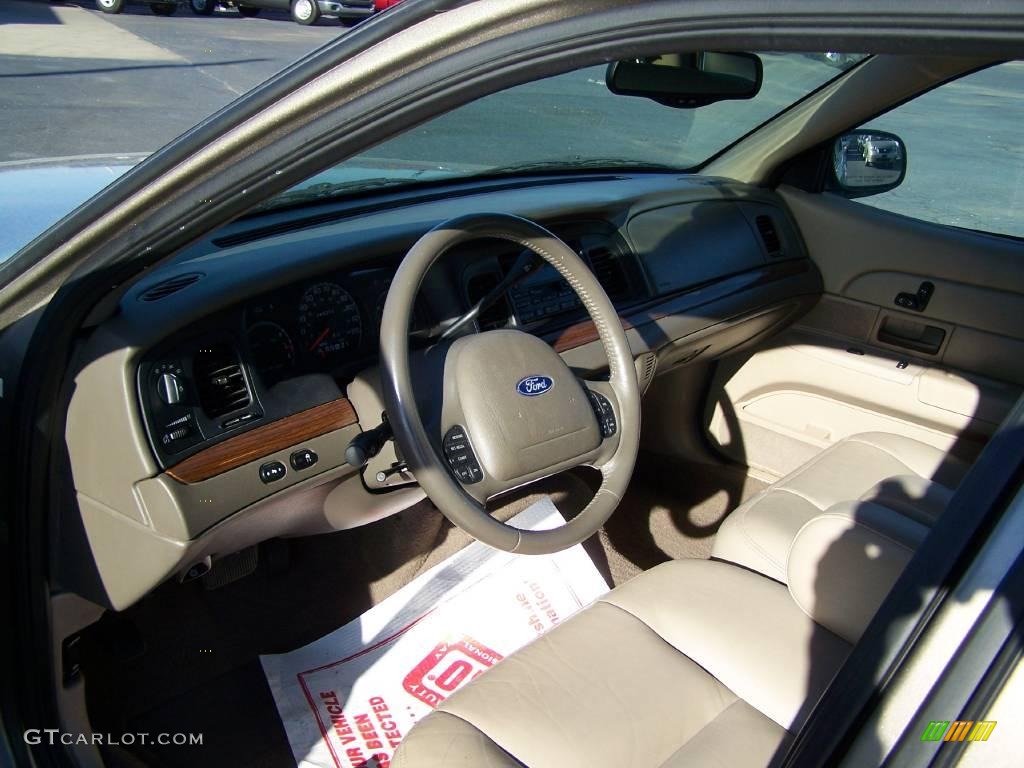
[379,213,640,554]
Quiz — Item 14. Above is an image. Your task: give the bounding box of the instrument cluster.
[242,267,423,386]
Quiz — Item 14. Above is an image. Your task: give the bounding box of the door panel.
[706,187,1024,480]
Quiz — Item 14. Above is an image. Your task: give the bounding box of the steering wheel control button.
[289,448,318,471]
[259,460,287,484]
[586,390,618,437]
[444,426,483,484]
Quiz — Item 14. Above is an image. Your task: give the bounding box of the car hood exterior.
[0,156,464,267]
[0,154,146,265]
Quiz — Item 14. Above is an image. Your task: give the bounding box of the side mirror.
[606,52,762,108]
[830,129,907,198]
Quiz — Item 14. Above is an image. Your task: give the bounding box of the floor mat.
[598,455,769,584]
[260,498,608,768]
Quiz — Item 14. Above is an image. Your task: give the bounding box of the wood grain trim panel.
[552,317,634,353]
[166,398,358,484]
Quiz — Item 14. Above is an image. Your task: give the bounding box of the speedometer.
[297,282,363,361]
[246,321,296,384]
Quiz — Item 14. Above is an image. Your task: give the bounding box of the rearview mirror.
[606,52,762,108]
[831,129,907,198]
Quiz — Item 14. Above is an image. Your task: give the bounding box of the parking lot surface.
[0,0,339,162]
[2,1,1022,239]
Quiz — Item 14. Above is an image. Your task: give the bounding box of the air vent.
[586,246,628,299]
[754,216,784,258]
[138,272,204,302]
[634,352,658,396]
[193,344,251,419]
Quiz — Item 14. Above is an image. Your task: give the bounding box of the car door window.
[848,62,1024,238]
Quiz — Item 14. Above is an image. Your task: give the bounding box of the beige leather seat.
[393,503,926,768]
[712,432,967,582]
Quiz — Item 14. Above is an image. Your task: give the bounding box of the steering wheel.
[379,213,640,554]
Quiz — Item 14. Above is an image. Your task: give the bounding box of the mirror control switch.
[259,461,286,484]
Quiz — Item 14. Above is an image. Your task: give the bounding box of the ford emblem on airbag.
[516,375,554,397]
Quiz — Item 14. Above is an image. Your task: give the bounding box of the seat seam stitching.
[733,488,823,573]
[808,512,920,554]
[597,600,741,691]
[774,485,829,510]
[431,710,529,767]
[657,699,773,766]
[597,600,784,730]
[770,439,844,489]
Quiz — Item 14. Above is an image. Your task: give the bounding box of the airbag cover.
[444,330,600,481]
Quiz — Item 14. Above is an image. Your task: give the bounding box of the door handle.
[877,315,946,355]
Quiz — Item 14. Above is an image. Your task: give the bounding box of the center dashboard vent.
[586,246,628,299]
[754,215,784,258]
[138,272,204,302]
[193,344,251,419]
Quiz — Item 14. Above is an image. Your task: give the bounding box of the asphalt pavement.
[2,1,1022,238]
[0,0,340,162]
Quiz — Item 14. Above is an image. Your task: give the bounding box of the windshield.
[263,52,862,210]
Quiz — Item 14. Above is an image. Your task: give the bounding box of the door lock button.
[290,448,318,471]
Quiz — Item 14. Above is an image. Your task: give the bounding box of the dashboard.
[136,220,646,469]
[62,172,824,609]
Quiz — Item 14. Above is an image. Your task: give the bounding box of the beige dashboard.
[58,175,820,609]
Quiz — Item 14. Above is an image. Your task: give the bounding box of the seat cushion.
[712,432,966,582]
[392,560,851,768]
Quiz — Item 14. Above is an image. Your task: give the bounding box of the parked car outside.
[864,136,902,168]
[96,0,181,14]
[189,0,375,25]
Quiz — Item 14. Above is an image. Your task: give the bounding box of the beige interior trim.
[705,55,991,184]
[780,187,1024,299]
[706,329,1018,479]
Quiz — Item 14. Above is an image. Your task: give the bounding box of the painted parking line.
[0,0,183,62]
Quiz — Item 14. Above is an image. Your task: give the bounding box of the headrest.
[787,502,929,644]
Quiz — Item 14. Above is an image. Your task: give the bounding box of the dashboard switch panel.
[586,390,618,438]
[443,426,483,484]
[259,461,287,484]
